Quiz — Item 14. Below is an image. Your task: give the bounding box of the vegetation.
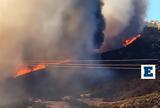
[0,99,48,108]
[95,92,160,108]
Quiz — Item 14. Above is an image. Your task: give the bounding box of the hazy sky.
[147,0,160,21]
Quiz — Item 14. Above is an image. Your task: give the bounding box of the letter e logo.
[141,65,156,79]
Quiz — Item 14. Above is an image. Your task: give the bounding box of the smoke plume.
[100,0,148,52]
[0,0,149,105]
[0,0,101,79]
[0,0,103,105]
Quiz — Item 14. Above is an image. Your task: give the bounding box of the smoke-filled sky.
[0,0,101,104]
[147,0,160,21]
[0,0,149,79]
[0,0,101,79]
[0,0,153,105]
[100,0,147,52]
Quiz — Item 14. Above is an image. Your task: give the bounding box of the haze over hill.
[0,24,160,108]
[0,0,159,107]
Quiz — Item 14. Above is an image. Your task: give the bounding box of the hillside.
[95,92,160,108]
[1,26,160,108]
[101,27,160,60]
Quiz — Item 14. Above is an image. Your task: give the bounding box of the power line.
[26,59,159,62]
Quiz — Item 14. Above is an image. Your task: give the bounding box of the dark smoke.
[100,0,148,52]
[0,0,149,105]
[0,0,105,105]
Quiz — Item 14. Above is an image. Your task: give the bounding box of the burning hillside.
[15,64,47,77]
[100,24,160,60]
[1,0,159,107]
[15,59,71,77]
[123,34,141,47]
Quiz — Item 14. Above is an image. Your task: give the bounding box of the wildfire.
[123,34,141,47]
[15,64,47,77]
[15,59,71,77]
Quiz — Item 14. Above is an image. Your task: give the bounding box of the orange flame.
[15,64,47,77]
[15,59,71,77]
[123,34,141,47]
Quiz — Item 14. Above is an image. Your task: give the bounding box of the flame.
[15,64,47,77]
[123,34,141,47]
[15,59,71,77]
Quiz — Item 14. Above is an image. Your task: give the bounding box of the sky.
[147,0,160,21]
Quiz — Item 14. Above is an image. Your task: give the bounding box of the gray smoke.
[0,0,148,105]
[0,0,101,105]
[100,0,148,52]
[0,0,100,79]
